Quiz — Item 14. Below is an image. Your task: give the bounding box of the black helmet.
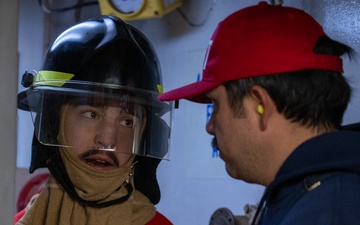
[17,15,173,205]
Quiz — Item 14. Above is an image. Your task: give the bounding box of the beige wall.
[0,0,18,223]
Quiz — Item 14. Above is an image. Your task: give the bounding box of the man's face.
[205,85,267,183]
[60,98,137,169]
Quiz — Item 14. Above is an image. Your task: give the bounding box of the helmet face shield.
[26,78,173,160]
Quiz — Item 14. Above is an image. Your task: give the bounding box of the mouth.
[80,150,119,170]
[211,137,220,150]
[211,137,224,159]
[84,157,115,169]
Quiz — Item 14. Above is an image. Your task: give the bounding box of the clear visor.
[26,81,173,160]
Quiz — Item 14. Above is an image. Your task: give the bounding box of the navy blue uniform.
[257,126,360,225]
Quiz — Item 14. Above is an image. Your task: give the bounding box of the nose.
[95,122,116,150]
[206,115,215,135]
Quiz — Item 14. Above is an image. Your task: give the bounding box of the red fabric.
[146,211,173,225]
[14,208,25,224]
[17,173,49,212]
[14,209,172,225]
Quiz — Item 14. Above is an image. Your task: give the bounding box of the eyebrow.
[70,98,103,107]
[70,98,137,115]
[205,94,211,99]
[204,92,214,101]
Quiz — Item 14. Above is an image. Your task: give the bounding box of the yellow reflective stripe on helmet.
[36,70,74,87]
[157,84,163,94]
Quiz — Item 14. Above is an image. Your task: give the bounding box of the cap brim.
[158,80,221,103]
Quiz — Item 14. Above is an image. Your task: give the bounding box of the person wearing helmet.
[159,2,360,225]
[16,15,173,225]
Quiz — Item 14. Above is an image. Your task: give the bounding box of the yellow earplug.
[257,105,264,115]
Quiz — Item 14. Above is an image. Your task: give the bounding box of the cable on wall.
[38,0,98,14]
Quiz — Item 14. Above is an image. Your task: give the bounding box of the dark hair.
[223,36,354,130]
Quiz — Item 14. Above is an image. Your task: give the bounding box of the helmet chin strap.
[45,148,133,208]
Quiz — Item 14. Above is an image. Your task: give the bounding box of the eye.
[82,111,98,119]
[119,118,134,128]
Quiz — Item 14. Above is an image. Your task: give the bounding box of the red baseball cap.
[158,2,343,103]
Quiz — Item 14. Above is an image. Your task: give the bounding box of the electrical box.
[98,0,182,21]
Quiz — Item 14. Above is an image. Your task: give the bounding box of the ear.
[249,85,276,130]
